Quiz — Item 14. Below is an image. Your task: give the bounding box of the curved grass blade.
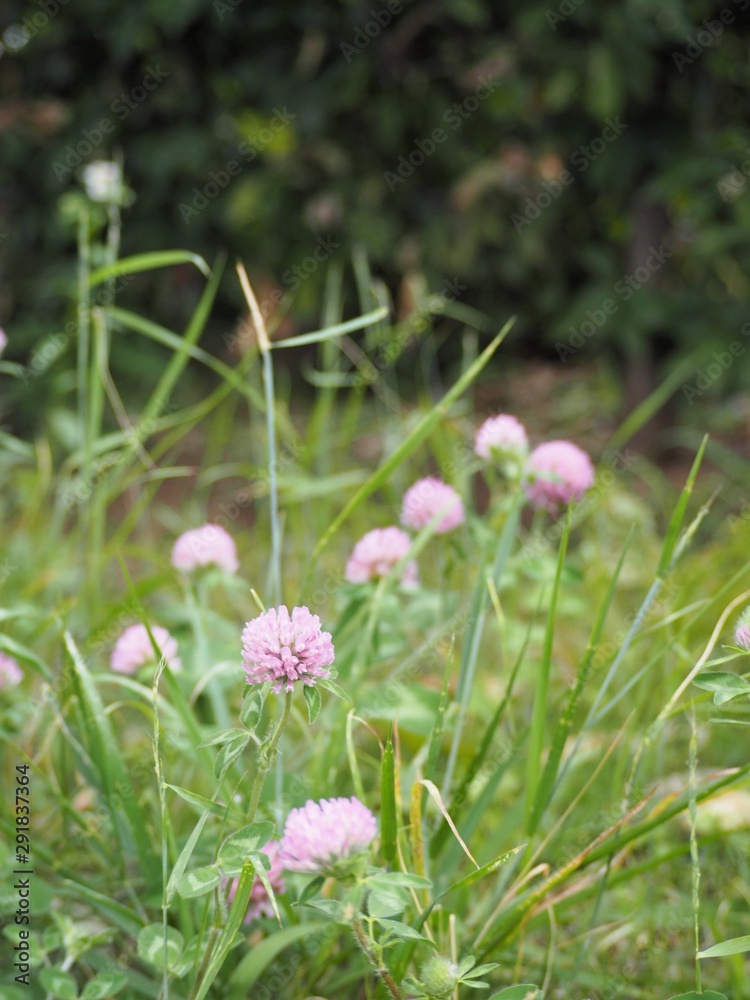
[225,921,327,999]
[89,250,210,286]
[190,860,256,1000]
[107,306,265,413]
[307,318,514,568]
[604,349,703,456]
[272,306,388,349]
[63,631,160,883]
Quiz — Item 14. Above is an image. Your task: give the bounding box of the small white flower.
[82,161,123,203]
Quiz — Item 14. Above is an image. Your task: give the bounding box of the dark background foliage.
[2,0,750,432]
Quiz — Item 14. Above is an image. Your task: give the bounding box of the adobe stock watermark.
[384,77,501,191]
[726,496,750,536]
[512,117,628,233]
[222,236,341,353]
[0,0,69,55]
[350,277,467,389]
[717,148,750,202]
[213,0,244,18]
[17,275,134,384]
[555,244,673,362]
[178,106,296,222]
[520,448,640,559]
[681,322,750,404]
[61,400,176,510]
[0,558,17,586]
[546,0,586,31]
[340,0,409,62]
[672,1,746,73]
[52,66,170,182]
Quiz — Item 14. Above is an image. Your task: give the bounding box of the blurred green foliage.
[2,0,750,429]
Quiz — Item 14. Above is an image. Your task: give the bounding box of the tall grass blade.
[88,249,211,286]
[308,317,514,568]
[524,506,572,832]
[528,526,633,833]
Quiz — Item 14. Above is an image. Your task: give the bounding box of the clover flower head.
[242,605,334,693]
[734,607,750,651]
[278,796,377,875]
[227,841,285,921]
[345,526,418,587]
[0,652,23,687]
[401,477,465,534]
[474,413,528,465]
[0,329,7,355]
[419,956,462,999]
[171,523,239,575]
[110,624,182,675]
[524,440,595,511]
[82,161,123,203]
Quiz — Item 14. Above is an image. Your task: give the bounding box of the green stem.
[442,488,523,799]
[262,344,281,608]
[187,578,230,729]
[77,206,91,624]
[247,690,293,823]
[688,712,702,994]
[353,918,401,1000]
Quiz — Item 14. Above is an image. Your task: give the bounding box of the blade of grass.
[419,778,478,868]
[305,318,514,573]
[141,253,226,425]
[381,729,398,867]
[190,858,257,1000]
[524,506,572,832]
[528,526,634,834]
[431,610,534,859]
[225,922,328,999]
[510,765,750,951]
[443,489,524,801]
[658,588,750,723]
[657,435,708,579]
[604,350,704,455]
[560,440,710,785]
[236,262,281,607]
[107,305,266,414]
[425,654,454,784]
[346,708,367,802]
[63,630,160,883]
[271,307,388,349]
[300,258,344,472]
[89,249,211,286]
[688,709,702,994]
[77,206,91,615]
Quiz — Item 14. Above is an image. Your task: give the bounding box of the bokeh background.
[2,0,750,443]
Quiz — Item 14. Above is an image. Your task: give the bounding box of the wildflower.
[278,796,377,875]
[734,608,750,651]
[82,161,123,203]
[227,841,285,921]
[110,624,182,674]
[474,413,528,467]
[0,329,7,355]
[524,439,594,511]
[0,652,23,687]
[171,523,239,574]
[345,526,418,587]
[242,605,334,693]
[401,477,465,534]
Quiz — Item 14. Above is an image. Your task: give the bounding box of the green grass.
[1,225,750,1000]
